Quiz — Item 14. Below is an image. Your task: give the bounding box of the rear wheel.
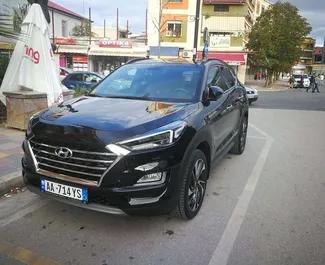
[230,116,248,155]
[172,150,208,220]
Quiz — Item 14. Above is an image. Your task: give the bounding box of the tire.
[230,115,248,155]
[172,149,208,220]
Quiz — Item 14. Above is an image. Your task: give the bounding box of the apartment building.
[147,0,271,83]
[292,37,316,74]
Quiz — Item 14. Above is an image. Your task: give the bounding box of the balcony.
[202,16,246,33]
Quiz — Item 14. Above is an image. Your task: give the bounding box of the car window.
[90,64,204,102]
[223,68,236,88]
[69,74,83,81]
[207,66,220,86]
[85,74,102,83]
[294,75,302,78]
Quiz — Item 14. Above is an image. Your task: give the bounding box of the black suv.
[22,59,249,220]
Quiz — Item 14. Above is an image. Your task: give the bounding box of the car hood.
[245,86,257,92]
[32,97,199,145]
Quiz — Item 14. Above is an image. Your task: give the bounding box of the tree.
[151,0,172,58]
[246,1,312,86]
[13,4,29,33]
[72,20,94,37]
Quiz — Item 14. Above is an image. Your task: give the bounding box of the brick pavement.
[0,126,24,177]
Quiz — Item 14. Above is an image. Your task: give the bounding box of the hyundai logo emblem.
[55,147,73,159]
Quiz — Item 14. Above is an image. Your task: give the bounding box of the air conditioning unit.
[166,31,172,37]
[183,50,193,58]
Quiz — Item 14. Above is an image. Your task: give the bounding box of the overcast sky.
[54,0,324,45]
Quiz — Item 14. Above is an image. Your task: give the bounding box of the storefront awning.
[200,53,246,65]
[88,47,147,57]
[57,45,89,54]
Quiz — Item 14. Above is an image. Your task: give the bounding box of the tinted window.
[90,64,203,102]
[223,68,236,88]
[207,66,220,86]
[69,74,83,81]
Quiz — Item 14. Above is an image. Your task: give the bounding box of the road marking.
[208,124,274,265]
[0,238,61,265]
[0,199,46,229]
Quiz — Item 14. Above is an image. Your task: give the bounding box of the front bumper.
[22,137,186,216]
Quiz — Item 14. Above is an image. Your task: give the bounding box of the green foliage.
[73,85,88,98]
[246,1,312,84]
[0,54,10,86]
[72,20,94,37]
[13,4,29,33]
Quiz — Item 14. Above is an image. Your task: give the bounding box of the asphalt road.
[1,87,325,265]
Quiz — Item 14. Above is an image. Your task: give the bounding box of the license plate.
[248,94,257,99]
[40,179,88,202]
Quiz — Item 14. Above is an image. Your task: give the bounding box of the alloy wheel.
[188,159,206,212]
[240,118,248,152]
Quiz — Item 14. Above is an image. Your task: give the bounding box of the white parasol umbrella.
[0,3,63,106]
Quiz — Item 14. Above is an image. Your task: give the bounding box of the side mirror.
[209,86,224,100]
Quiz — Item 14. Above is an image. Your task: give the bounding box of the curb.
[0,171,24,197]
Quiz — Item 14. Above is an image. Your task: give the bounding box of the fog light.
[135,172,166,186]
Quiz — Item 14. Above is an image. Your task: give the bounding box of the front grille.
[29,138,117,186]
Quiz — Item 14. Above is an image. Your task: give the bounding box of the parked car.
[62,71,104,89]
[293,74,310,88]
[23,58,249,220]
[59,67,73,81]
[244,85,258,104]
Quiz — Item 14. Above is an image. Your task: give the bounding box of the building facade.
[147,0,271,83]
[292,37,316,74]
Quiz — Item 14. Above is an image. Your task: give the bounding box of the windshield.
[294,75,308,78]
[90,64,203,102]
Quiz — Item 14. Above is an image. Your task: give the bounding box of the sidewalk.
[0,126,25,196]
[245,77,290,91]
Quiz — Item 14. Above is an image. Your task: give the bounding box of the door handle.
[237,95,244,100]
[226,104,233,110]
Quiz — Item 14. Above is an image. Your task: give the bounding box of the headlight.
[27,110,46,135]
[118,121,187,151]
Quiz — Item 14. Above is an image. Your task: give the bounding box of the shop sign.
[0,42,15,50]
[55,38,77,45]
[210,36,230,48]
[72,56,88,63]
[99,40,132,48]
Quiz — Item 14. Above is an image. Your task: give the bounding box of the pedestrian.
[312,75,320,93]
[320,73,324,86]
[288,75,295,90]
[258,72,262,80]
[307,73,315,92]
[254,72,257,80]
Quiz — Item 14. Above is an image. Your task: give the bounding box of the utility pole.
[104,19,106,38]
[158,0,162,58]
[89,7,91,45]
[193,0,201,61]
[116,8,119,40]
[145,9,148,45]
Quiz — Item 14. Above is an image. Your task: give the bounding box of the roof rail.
[126,57,151,65]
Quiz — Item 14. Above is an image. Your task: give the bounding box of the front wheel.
[172,150,208,220]
[230,116,248,155]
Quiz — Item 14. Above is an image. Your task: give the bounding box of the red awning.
[200,53,246,65]
[203,0,246,4]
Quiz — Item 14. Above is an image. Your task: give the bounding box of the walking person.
[306,74,313,92]
[288,75,295,90]
[312,75,320,93]
[320,73,324,86]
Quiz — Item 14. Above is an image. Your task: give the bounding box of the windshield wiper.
[103,95,152,101]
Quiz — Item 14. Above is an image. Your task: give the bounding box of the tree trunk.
[268,71,273,86]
